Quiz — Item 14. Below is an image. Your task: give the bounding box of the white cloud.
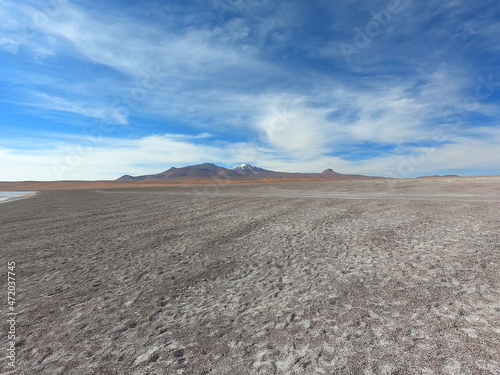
[25,93,128,124]
[253,66,466,161]
[255,94,332,159]
[28,2,271,80]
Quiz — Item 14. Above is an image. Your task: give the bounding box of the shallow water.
[0,191,36,202]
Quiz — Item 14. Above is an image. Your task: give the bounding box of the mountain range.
[117,163,379,181]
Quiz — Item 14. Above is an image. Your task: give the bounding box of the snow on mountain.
[233,164,261,172]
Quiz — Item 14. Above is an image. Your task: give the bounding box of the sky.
[1,0,500,181]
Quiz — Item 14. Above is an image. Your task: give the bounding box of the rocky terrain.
[1,177,500,374]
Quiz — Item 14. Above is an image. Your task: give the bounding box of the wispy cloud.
[25,92,128,124]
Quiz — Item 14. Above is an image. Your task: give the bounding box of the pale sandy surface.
[1,177,500,374]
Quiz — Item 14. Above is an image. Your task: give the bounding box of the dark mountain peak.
[321,168,340,175]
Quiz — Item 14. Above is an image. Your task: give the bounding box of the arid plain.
[1,177,500,374]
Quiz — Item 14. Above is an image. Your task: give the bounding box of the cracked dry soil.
[1,178,500,374]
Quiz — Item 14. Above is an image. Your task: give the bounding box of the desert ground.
[1,177,500,374]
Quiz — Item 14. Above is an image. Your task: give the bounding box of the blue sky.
[1,0,500,180]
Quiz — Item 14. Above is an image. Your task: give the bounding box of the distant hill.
[117,163,380,181]
[416,175,460,179]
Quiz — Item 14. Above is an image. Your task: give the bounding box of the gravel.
[1,178,499,374]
